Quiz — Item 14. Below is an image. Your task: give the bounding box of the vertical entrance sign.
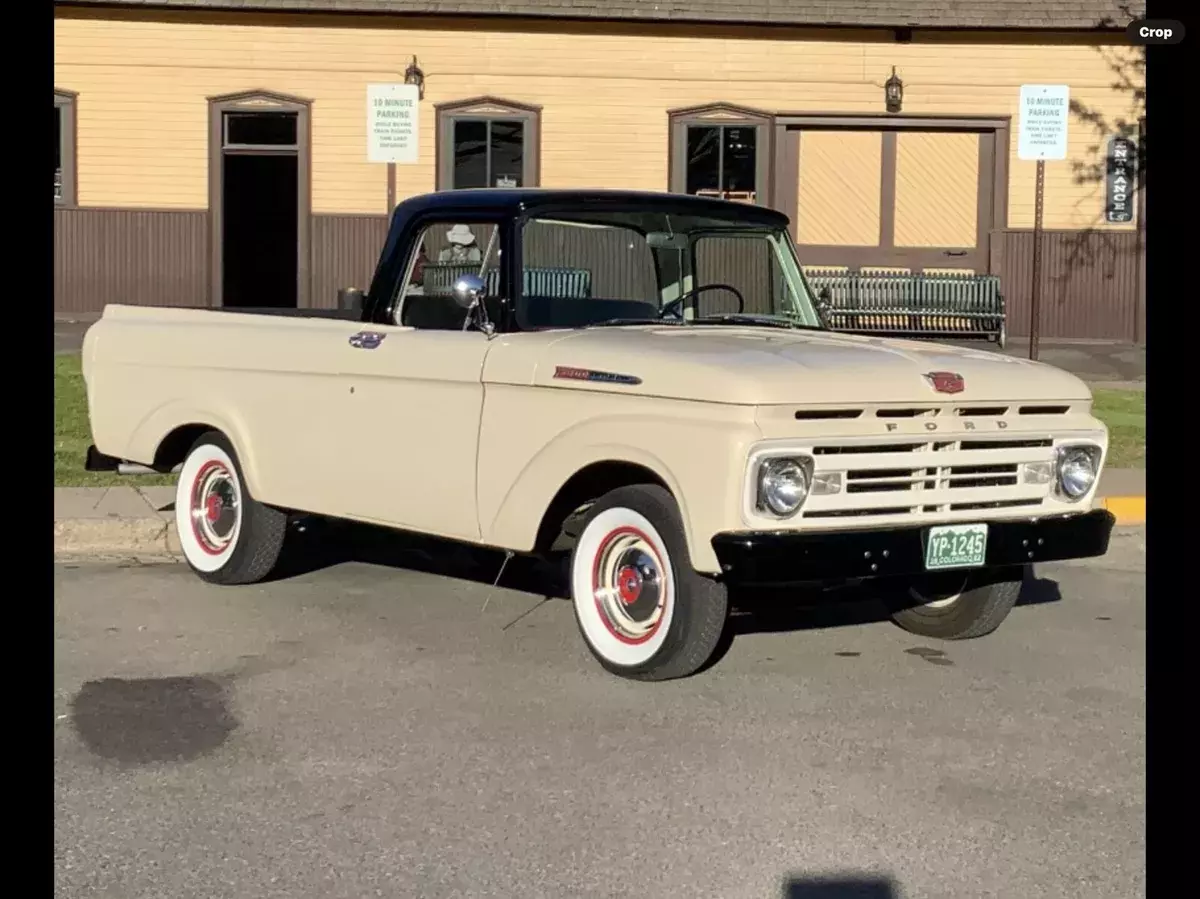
[367,83,420,213]
[1105,135,1137,224]
[1017,84,1070,361]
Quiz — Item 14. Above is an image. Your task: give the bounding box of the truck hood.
[508,326,1091,405]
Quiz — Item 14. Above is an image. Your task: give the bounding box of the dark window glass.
[686,126,720,195]
[685,124,758,201]
[224,112,298,147]
[453,120,489,189]
[489,120,524,188]
[55,106,63,200]
[723,127,756,194]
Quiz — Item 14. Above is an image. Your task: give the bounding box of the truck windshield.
[516,211,824,331]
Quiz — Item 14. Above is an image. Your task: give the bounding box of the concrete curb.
[54,518,182,558]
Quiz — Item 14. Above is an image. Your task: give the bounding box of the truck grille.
[801,437,1055,520]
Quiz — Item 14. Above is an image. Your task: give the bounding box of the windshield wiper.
[588,317,685,328]
[693,314,826,331]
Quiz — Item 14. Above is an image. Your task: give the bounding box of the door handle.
[348,331,386,350]
[943,250,968,257]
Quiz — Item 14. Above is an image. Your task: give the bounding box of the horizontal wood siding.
[55,9,1142,231]
[54,207,208,314]
[992,229,1141,341]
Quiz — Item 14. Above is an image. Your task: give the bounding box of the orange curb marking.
[1101,496,1146,526]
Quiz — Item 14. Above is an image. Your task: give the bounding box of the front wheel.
[885,567,1025,640]
[174,431,288,585]
[569,485,728,681]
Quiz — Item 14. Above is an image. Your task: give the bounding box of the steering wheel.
[659,283,746,321]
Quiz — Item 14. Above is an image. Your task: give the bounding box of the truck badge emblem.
[349,331,386,350]
[554,366,642,386]
[924,371,965,394]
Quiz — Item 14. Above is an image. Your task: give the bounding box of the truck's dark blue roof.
[392,188,790,227]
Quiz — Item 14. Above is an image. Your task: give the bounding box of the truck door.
[333,220,502,541]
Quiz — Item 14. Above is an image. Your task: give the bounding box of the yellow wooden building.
[53,0,1146,339]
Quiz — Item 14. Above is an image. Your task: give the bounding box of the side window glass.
[694,234,787,317]
[395,221,502,329]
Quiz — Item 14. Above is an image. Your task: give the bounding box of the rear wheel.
[569,485,728,681]
[174,431,287,585]
[886,567,1024,640]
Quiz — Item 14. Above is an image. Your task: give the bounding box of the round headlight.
[1057,446,1099,500]
[758,458,811,517]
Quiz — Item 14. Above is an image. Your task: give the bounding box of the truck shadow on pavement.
[275,517,1061,636]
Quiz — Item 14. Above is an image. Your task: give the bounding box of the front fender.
[480,405,757,574]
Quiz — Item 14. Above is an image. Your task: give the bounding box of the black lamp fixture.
[404,55,425,100]
[885,66,904,113]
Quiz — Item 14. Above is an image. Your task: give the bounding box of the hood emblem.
[554,366,642,386]
[924,371,965,394]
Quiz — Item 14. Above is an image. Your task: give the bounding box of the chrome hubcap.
[190,462,239,553]
[593,530,665,642]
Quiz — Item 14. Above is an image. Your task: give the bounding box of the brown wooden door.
[790,126,997,274]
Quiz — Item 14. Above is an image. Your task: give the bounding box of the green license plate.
[924,523,989,571]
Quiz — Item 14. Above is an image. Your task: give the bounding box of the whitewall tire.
[174,431,287,585]
[569,485,728,681]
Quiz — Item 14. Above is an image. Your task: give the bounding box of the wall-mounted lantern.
[404,55,426,100]
[885,67,904,113]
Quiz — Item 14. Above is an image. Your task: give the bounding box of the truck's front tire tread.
[569,484,728,681]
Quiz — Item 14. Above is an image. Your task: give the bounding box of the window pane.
[489,120,524,188]
[722,127,757,199]
[398,221,502,330]
[224,112,298,147]
[685,126,721,195]
[523,219,655,303]
[694,235,774,316]
[453,120,488,189]
[55,106,63,200]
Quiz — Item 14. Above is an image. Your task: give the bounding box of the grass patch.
[1090,388,1145,469]
[54,354,173,488]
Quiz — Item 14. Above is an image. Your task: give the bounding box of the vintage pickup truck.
[82,189,1115,681]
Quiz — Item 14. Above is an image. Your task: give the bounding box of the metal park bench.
[804,268,1007,348]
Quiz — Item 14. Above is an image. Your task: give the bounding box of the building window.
[55,90,77,206]
[437,97,541,190]
[668,104,774,206]
[686,125,758,201]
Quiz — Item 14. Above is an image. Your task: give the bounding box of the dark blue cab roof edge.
[389,188,791,228]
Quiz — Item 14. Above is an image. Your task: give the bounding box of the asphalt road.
[55,530,1146,899]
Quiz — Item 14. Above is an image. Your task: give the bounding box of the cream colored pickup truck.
[83,189,1115,681]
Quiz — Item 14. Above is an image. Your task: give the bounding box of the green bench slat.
[422,263,592,299]
[804,268,1005,343]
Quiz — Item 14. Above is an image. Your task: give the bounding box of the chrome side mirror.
[451,273,494,336]
[451,273,487,310]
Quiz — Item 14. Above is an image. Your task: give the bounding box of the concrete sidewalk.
[53,473,1148,557]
